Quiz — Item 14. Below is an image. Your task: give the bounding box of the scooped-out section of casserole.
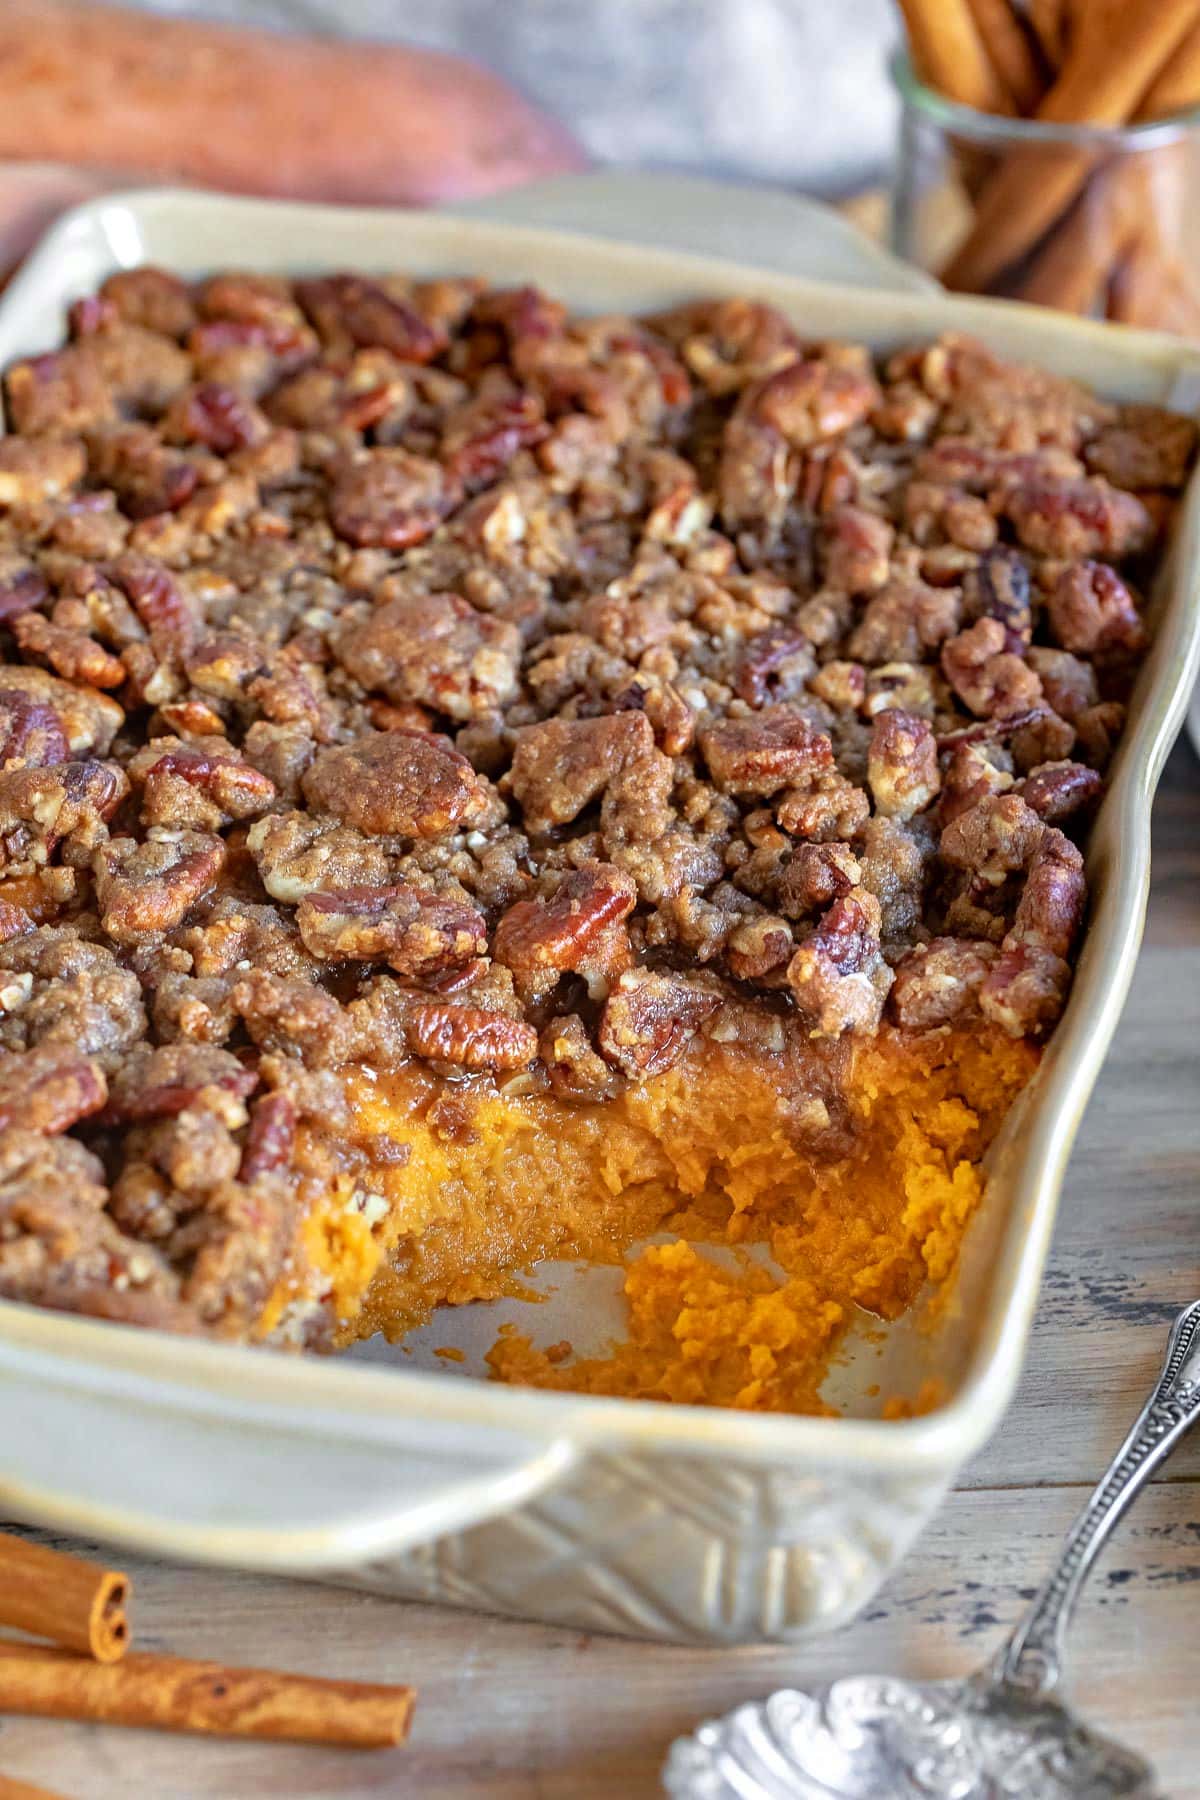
[0,264,1189,1412]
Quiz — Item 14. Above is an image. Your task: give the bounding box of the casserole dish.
[0,186,1197,1645]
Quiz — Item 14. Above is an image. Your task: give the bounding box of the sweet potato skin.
[0,2,583,206]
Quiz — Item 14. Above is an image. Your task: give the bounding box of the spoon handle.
[995,1297,1200,1696]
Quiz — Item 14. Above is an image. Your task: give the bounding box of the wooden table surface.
[3,739,1198,1800]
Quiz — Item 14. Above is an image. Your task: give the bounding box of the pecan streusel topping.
[0,269,1191,1335]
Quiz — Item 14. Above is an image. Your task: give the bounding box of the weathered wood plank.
[3,1477,1197,1799]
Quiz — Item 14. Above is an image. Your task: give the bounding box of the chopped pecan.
[978,942,1073,1038]
[725,912,794,982]
[296,878,487,977]
[1024,647,1098,721]
[100,267,196,339]
[0,688,70,768]
[87,423,199,520]
[889,937,999,1031]
[867,709,939,820]
[1084,405,1198,491]
[0,434,86,505]
[336,582,520,721]
[941,618,1043,719]
[131,740,278,829]
[777,841,861,917]
[0,668,122,756]
[102,1043,259,1125]
[786,891,892,1036]
[597,968,721,1078]
[109,553,197,655]
[296,275,448,364]
[961,548,1032,647]
[775,768,870,841]
[0,1042,107,1134]
[1074,701,1126,769]
[302,731,490,840]
[247,811,395,904]
[539,1012,619,1102]
[939,792,1044,885]
[743,355,880,447]
[507,711,664,835]
[914,438,1082,491]
[700,709,833,797]
[716,414,793,536]
[847,576,961,665]
[4,347,116,435]
[938,741,1014,828]
[1008,827,1085,961]
[820,504,893,594]
[809,660,866,713]
[238,1091,298,1182]
[163,381,270,453]
[999,476,1154,560]
[442,388,548,489]
[329,449,459,550]
[0,559,49,623]
[1046,562,1146,657]
[11,613,126,690]
[0,760,126,877]
[94,832,226,942]
[863,662,936,719]
[1016,760,1103,824]
[735,628,817,707]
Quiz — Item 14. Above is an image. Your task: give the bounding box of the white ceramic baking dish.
[0,185,1197,1646]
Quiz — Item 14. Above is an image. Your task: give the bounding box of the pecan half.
[700,709,833,798]
[297,879,487,977]
[94,832,226,941]
[302,731,490,840]
[867,710,940,821]
[402,1000,537,1071]
[329,449,460,550]
[0,1042,107,1135]
[494,864,637,982]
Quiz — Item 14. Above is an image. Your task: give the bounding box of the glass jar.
[889,53,1200,333]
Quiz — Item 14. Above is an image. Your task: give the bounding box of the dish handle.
[0,1337,578,1573]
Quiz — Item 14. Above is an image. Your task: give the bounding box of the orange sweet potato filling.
[267,1024,1038,1414]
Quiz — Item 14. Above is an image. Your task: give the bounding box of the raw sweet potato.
[0,2,583,207]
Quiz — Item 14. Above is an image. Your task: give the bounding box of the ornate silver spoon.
[664,1297,1200,1800]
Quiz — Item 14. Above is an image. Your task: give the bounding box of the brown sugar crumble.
[0,266,1190,1406]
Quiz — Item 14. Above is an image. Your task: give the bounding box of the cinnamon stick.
[0,1644,415,1747]
[1026,0,1069,70]
[941,0,1200,292]
[965,0,1046,112]
[896,0,1015,112]
[1108,236,1200,332]
[0,1533,128,1664]
[1137,16,1200,115]
[1010,148,1180,313]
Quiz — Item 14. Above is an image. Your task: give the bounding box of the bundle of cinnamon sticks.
[0,1530,414,1797]
[895,0,1200,331]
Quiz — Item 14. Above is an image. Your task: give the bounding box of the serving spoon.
[664,1297,1200,1800]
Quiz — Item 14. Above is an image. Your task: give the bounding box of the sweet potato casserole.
[0,266,1191,1412]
